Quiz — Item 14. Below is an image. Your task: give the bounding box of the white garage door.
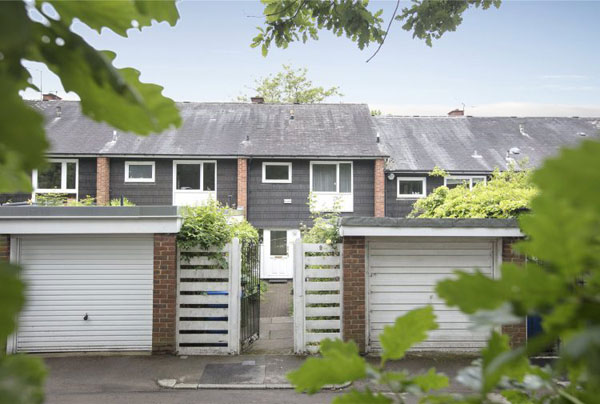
[368,237,496,352]
[15,235,154,353]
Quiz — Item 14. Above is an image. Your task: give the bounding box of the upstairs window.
[33,159,78,198]
[397,177,426,198]
[174,161,216,191]
[262,162,292,183]
[125,161,155,182]
[310,162,352,194]
[444,176,487,190]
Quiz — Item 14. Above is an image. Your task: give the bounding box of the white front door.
[261,229,300,279]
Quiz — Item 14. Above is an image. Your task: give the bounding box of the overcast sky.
[22,0,600,116]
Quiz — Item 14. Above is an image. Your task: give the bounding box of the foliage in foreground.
[238,64,342,104]
[254,0,501,56]
[288,140,600,403]
[0,0,181,194]
[177,199,258,251]
[0,261,46,404]
[409,166,536,218]
[301,193,342,245]
[1,3,181,403]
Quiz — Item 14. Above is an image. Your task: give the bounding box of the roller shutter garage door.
[368,237,495,352]
[15,235,154,353]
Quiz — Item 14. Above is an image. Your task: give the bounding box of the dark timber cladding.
[247,159,374,228]
[385,174,443,218]
[109,158,237,206]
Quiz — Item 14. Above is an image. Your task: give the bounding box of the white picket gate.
[293,240,343,353]
[176,239,241,355]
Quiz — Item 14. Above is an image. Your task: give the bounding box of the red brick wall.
[237,158,247,215]
[501,237,527,347]
[153,234,177,353]
[96,157,110,205]
[342,236,366,353]
[0,235,9,262]
[374,159,385,217]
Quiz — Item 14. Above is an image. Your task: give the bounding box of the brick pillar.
[153,234,177,354]
[237,158,247,215]
[501,237,527,347]
[0,235,9,262]
[96,157,110,205]
[374,159,385,217]
[342,236,366,353]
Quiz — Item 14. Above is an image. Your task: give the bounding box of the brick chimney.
[96,157,110,205]
[448,109,464,117]
[43,93,62,101]
[250,96,264,104]
[374,159,385,217]
[237,158,247,216]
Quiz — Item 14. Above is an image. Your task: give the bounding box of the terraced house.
[2,101,598,280]
[1,99,598,355]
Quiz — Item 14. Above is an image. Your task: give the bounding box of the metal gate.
[240,241,260,350]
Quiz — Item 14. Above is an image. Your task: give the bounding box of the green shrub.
[410,165,537,218]
[35,193,69,206]
[177,200,259,250]
[66,195,96,206]
[301,193,341,245]
[109,197,135,206]
[230,217,259,244]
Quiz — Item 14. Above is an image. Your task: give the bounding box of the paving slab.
[198,363,266,385]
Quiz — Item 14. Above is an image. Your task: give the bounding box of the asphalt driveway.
[43,353,475,404]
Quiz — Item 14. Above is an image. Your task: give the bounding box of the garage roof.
[0,206,182,234]
[340,217,523,237]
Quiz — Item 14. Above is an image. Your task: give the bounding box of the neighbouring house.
[374,114,599,217]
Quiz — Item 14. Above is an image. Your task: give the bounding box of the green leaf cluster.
[0,261,46,404]
[254,0,501,56]
[239,64,342,104]
[177,200,259,251]
[287,307,449,402]
[434,139,600,402]
[0,0,181,194]
[301,192,342,245]
[253,0,386,56]
[410,166,536,218]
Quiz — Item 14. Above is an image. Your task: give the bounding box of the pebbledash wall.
[341,235,527,353]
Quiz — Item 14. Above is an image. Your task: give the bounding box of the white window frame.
[172,160,218,193]
[309,161,353,195]
[124,161,155,183]
[262,162,292,184]
[397,177,426,199]
[32,158,78,201]
[444,175,487,190]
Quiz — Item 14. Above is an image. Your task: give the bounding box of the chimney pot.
[447,109,464,117]
[43,93,62,101]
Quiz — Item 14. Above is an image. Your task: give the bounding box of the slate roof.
[375,116,600,172]
[31,101,384,158]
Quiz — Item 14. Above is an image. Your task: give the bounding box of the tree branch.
[366,0,400,63]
